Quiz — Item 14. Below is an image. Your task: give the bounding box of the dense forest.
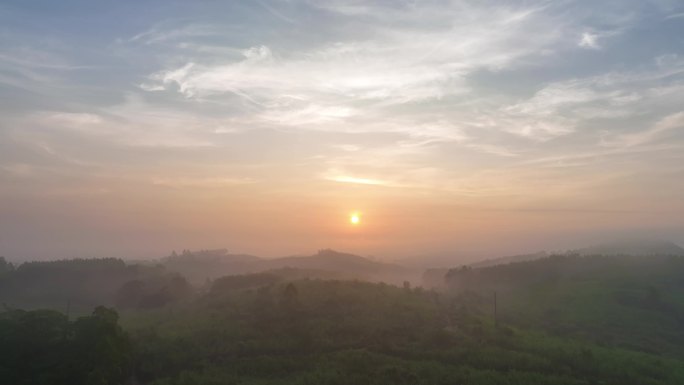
[3,251,684,384]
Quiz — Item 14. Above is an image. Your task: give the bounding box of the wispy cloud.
[665,12,684,20]
[152,176,256,188]
[141,2,566,122]
[129,23,224,45]
[256,0,297,24]
[0,51,93,71]
[603,111,684,148]
[28,95,224,148]
[41,112,104,126]
[1,163,35,177]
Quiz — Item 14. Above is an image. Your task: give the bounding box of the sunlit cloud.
[322,168,396,186]
[333,144,361,152]
[579,32,600,49]
[325,175,390,186]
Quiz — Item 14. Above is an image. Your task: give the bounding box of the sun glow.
[350,212,361,225]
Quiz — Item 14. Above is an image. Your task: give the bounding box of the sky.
[1,0,684,261]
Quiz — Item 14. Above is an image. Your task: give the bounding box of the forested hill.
[574,239,684,256]
[5,276,684,384]
[0,249,409,312]
[5,252,684,383]
[161,248,409,284]
[443,253,684,357]
[0,257,192,312]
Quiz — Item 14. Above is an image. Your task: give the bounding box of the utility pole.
[493,291,498,327]
[62,299,72,341]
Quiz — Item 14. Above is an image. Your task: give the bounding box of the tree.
[0,307,131,385]
[282,283,300,309]
[0,256,14,274]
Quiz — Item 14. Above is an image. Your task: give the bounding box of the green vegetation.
[121,278,684,384]
[3,253,684,384]
[445,254,684,356]
[0,256,14,274]
[0,258,192,312]
[0,307,130,385]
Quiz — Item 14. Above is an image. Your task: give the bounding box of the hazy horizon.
[2,0,684,261]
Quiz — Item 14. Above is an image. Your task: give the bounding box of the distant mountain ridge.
[161,248,408,284]
[574,239,684,256]
[260,249,403,274]
[421,239,684,289]
[469,251,549,268]
[461,239,684,270]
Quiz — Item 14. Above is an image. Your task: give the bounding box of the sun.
[349,212,361,225]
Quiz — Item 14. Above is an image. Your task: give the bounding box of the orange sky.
[1,1,684,261]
